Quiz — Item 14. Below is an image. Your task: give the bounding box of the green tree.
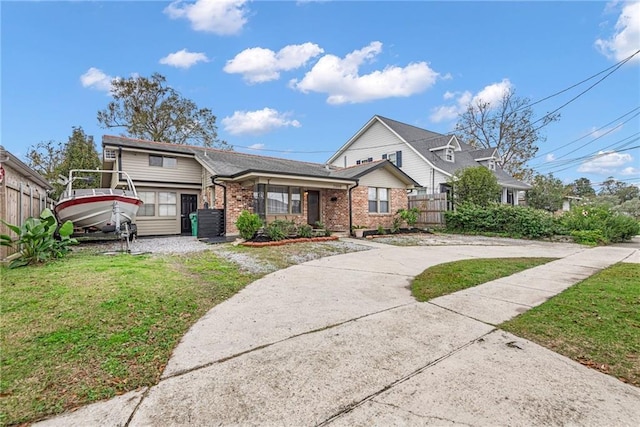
[97,73,229,148]
[455,89,559,180]
[565,177,596,199]
[25,140,65,184]
[599,176,640,204]
[450,166,501,207]
[527,173,565,212]
[26,127,101,198]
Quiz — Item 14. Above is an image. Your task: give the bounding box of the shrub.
[557,203,640,244]
[235,210,263,240]
[377,225,386,235]
[444,203,556,239]
[396,207,420,228]
[297,224,313,238]
[265,219,295,241]
[570,230,607,246]
[0,208,77,268]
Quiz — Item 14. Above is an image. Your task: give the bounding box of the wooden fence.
[1,182,53,259]
[408,193,449,226]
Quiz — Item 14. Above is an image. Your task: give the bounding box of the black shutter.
[396,151,402,167]
[382,154,387,160]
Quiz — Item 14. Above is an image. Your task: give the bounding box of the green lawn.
[501,263,640,387]
[411,258,556,301]
[0,251,259,426]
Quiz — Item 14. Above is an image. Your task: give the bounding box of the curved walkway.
[36,241,640,426]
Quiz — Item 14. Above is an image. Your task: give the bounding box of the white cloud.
[80,67,114,92]
[545,153,556,162]
[247,143,265,150]
[160,49,209,69]
[429,79,513,123]
[620,166,640,175]
[224,43,324,83]
[164,0,249,35]
[472,79,513,106]
[222,108,302,136]
[595,2,640,63]
[289,41,440,104]
[577,150,634,174]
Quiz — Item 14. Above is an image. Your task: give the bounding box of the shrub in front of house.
[236,210,263,240]
[444,203,556,239]
[557,203,640,244]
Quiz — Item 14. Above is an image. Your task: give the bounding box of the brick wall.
[351,186,408,229]
[322,189,349,232]
[214,183,406,235]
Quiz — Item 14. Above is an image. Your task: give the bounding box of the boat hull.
[54,194,142,230]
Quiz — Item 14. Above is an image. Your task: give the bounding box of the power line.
[532,106,640,161]
[232,50,640,158]
[536,139,640,174]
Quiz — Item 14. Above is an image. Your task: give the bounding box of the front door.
[307,191,320,226]
[180,194,198,234]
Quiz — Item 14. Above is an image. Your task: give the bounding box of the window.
[368,187,389,213]
[445,148,454,162]
[258,185,302,215]
[158,192,177,216]
[149,155,177,168]
[488,159,496,170]
[356,157,373,165]
[137,191,156,216]
[382,151,402,167]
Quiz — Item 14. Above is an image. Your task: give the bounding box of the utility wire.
[232,50,640,162]
[532,106,640,161]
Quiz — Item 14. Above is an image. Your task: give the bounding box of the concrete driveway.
[36,240,640,426]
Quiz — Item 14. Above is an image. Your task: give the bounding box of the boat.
[54,169,142,232]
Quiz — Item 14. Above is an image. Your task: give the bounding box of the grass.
[0,240,371,426]
[411,258,556,301]
[501,263,640,387]
[0,250,259,426]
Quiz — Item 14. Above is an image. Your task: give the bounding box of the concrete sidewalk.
[35,242,640,426]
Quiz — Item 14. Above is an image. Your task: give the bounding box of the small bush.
[266,219,295,241]
[396,207,420,228]
[297,224,313,238]
[377,225,386,235]
[235,210,263,240]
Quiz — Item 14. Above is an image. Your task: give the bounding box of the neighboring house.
[0,146,53,260]
[327,115,531,205]
[101,136,417,237]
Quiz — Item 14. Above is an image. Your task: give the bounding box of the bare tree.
[455,90,559,180]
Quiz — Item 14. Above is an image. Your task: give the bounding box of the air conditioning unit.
[103,149,116,162]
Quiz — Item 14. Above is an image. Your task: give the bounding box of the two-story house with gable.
[327,115,531,205]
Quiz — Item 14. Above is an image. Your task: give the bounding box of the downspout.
[117,146,123,183]
[348,180,359,237]
[211,176,227,236]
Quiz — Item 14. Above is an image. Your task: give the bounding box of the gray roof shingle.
[102,135,417,185]
[375,116,531,189]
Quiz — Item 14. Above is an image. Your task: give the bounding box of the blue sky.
[2,0,639,189]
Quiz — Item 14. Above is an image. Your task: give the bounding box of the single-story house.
[0,146,53,260]
[101,135,418,237]
[327,115,531,205]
